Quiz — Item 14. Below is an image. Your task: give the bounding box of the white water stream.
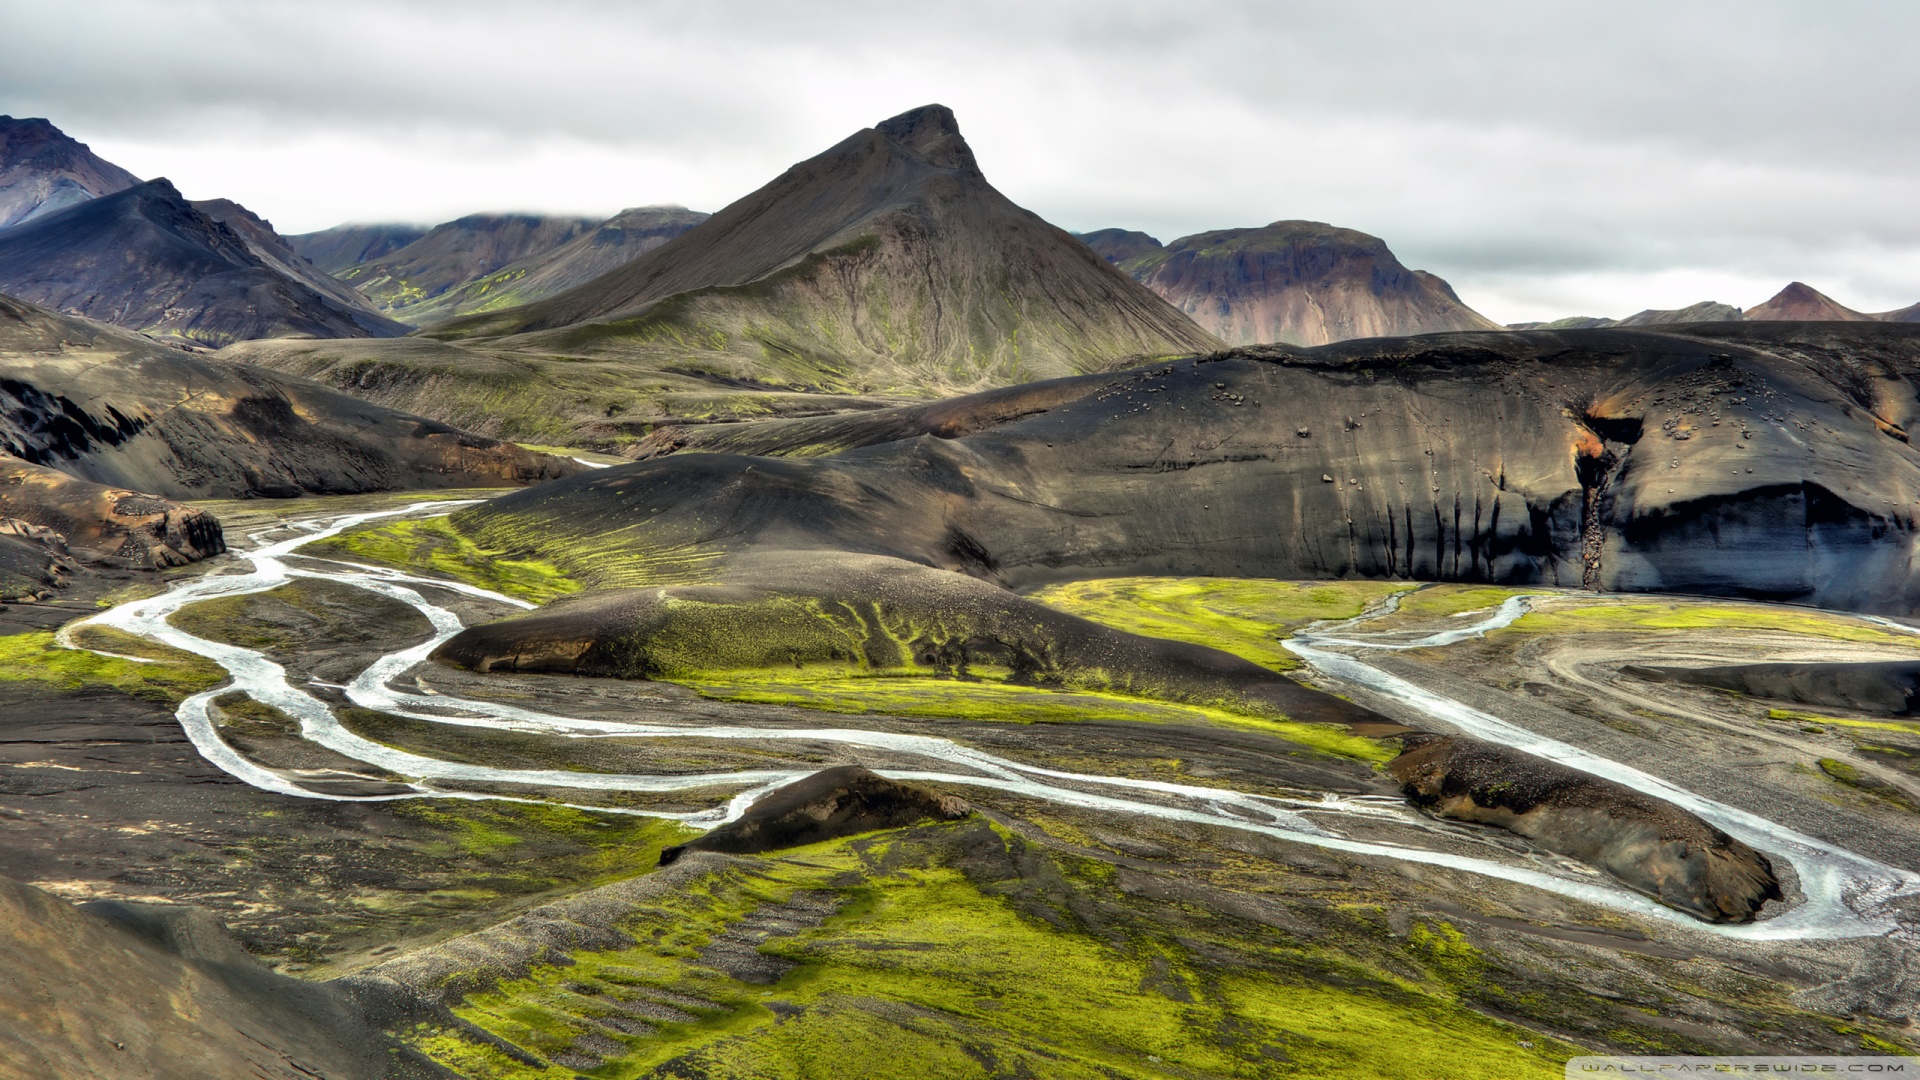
[64,502,1920,941]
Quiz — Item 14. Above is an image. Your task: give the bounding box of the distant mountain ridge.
[0,116,140,229]
[1080,221,1502,346]
[396,206,710,323]
[1510,282,1907,330]
[0,178,406,346]
[427,104,1220,394]
[286,223,430,273]
[335,213,600,325]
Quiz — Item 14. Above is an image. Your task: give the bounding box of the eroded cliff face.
[460,323,1920,612]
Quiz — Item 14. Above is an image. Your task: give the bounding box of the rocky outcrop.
[432,105,1221,395]
[0,457,221,567]
[0,116,140,230]
[1389,735,1782,922]
[0,179,407,346]
[1087,219,1503,346]
[659,766,970,865]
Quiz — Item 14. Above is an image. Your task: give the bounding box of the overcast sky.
[3,0,1916,322]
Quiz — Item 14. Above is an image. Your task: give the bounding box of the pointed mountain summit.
[1092,220,1502,347]
[0,178,406,346]
[433,104,1220,393]
[1745,281,1873,322]
[0,116,141,229]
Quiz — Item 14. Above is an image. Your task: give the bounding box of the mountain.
[1078,228,1164,265]
[1614,300,1745,326]
[285,222,430,273]
[397,205,709,322]
[0,116,140,229]
[1881,303,1920,323]
[1746,281,1875,322]
[1087,220,1504,346]
[428,104,1221,394]
[0,179,407,346]
[335,212,598,324]
[190,197,405,326]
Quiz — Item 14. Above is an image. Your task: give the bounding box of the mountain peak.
[1747,281,1872,322]
[0,116,142,229]
[873,104,977,171]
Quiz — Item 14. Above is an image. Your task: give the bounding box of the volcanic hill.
[1081,220,1503,346]
[1746,281,1875,322]
[0,179,407,346]
[428,104,1221,393]
[0,116,140,230]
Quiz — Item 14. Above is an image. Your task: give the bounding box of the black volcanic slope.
[450,321,1920,614]
[0,179,407,346]
[0,116,140,229]
[430,105,1221,394]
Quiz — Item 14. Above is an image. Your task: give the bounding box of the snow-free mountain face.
[0,116,141,230]
[388,205,711,324]
[426,104,1220,394]
[1084,220,1503,347]
[285,222,431,274]
[334,213,599,325]
[0,179,407,347]
[1745,281,1876,322]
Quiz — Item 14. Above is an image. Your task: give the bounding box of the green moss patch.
[1510,600,1920,646]
[4,626,225,703]
[413,827,1572,1079]
[1032,577,1411,671]
[304,516,583,603]
[689,671,1392,763]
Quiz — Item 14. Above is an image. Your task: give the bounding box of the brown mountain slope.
[429,105,1220,395]
[1100,220,1503,346]
[1746,281,1874,322]
[337,213,597,325]
[0,179,406,346]
[0,116,140,229]
[412,206,709,321]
